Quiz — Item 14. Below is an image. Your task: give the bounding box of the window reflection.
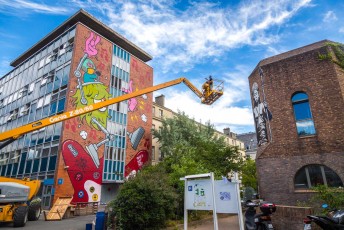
[292,92,316,136]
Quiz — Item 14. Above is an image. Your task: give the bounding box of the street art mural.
[252,67,272,146]
[123,58,153,177]
[57,26,112,203]
[55,25,153,203]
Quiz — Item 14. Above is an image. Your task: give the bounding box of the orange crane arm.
[0,77,220,149]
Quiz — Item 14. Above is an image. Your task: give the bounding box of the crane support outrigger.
[0,77,223,150]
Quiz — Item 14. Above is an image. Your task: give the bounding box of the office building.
[0,10,153,208]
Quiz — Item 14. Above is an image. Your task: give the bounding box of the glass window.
[61,65,70,87]
[294,164,343,189]
[37,97,44,109]
[57,97,66,113]
[48,156,57,171]
[292,92,316,136]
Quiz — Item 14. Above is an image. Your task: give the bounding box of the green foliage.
[107,165,178,230]
[240,157,258,191]
[318,42,344,70]
[153,112,244,177]
[311,185,344,212]
[153,112,244,217]
[296,186,344,215]
[108,112,245,228]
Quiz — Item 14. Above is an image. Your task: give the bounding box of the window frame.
[294,164,343,190]
[291,92,316,137]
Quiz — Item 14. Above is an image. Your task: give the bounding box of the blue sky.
[0,0,343,134]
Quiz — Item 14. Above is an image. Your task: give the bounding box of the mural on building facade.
[123,58,152,177]
[60,29,112,203]
[252,67,272,146]
[56,26,153,202]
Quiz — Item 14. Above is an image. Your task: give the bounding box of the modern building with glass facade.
[0,10,153,209]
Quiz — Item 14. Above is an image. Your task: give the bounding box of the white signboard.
[186,179,214,210]
[214,180,239,214]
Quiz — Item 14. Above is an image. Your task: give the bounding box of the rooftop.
[10,9,152,67]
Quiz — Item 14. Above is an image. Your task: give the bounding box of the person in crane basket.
[202,75,213,98]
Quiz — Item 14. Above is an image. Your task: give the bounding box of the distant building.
[249,40,344,205]
[237,132,257,159]
[151,95,245,164]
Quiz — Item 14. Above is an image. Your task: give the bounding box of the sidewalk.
[167,214,241,230]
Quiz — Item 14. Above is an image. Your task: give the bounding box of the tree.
[107,165,178,230]
[153,112,244,177]
[108,112,245,228]
[240,157,258,191]
[153,112,244,216]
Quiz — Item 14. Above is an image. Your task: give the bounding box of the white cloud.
[323,11,337,22]
[339,27,344,33]
[164,90,254,131]
[72,0,312,74]
[158,65,255,133]
[0,0,69,14]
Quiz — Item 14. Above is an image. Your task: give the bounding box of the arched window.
[294,164,343,189]
[291,92,316,136]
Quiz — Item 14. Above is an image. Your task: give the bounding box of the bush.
[311,185,344,213]
[107,166,178,229]
[297,185,344,214]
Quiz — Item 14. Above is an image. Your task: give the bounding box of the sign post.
[182,172,244,230]
[182,172,218,230]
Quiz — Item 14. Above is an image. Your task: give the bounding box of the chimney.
[155,94,165,107]
[223,127,230,136]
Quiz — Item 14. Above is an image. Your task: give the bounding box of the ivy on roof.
[318,42,344,70]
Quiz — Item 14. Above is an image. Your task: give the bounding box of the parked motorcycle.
[304,204,344,230]
[244,200,276,230]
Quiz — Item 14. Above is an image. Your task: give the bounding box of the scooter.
[304,204,344,230]
[244,200,276,230]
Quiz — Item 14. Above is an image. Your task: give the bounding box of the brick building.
[0,10,153,208]
[249,40,344,205]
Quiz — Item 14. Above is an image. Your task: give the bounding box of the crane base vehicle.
[0,177,42,227]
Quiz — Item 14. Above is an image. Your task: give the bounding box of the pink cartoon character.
[122,80,138,112]
[85,32,101,57]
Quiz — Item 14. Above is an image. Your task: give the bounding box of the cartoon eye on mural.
[252,73,272,146]
[73,82,111,130]
[127,126,145,150]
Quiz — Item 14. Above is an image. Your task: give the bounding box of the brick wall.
[272,205,319,230]
[249,41,344,205]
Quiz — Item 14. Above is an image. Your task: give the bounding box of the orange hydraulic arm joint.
[0,77,223,150]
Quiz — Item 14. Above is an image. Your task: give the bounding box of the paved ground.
[190,215,240,230]
[0,214,240,230]
[0,214,96,230]
[177,214,240,230]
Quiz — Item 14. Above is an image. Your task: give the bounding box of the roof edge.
[10,9,152,67]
